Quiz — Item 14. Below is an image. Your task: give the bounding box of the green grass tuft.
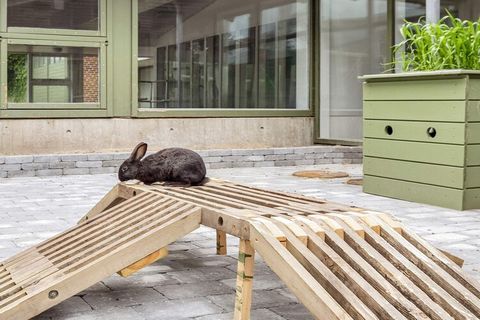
[394,11,480,71]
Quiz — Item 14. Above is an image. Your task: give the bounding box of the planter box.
[361,70,480,210]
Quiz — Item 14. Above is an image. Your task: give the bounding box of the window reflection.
[137,0,309,109]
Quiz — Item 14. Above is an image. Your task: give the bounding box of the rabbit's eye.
[121,167,128,172]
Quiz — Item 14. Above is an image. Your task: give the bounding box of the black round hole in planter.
[218,217,224,226]
[385,125,393,135]
[427,127,437,138]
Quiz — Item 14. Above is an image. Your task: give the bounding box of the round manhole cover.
[292,170,349,179]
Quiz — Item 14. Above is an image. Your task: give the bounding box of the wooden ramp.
[1,180,480,319]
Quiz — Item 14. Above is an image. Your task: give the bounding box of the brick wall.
[82,56,99,103]
[0,146,363,178]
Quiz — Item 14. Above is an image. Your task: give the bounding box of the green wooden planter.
[361,70,480,210]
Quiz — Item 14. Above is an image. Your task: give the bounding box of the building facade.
[0,0,479,155]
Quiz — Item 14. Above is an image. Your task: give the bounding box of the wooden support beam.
[117,247,168,277]
[216,230,227,255]
[234,240,255,320]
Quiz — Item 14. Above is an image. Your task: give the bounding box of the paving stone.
[22,162,50,170]
[208,149,232,157]
[154,281,233,299]
[169,267,236,284]
[33,155,61,163]
[33,296,94,319]
[49,162,76,169]
[82,288,166,310]
[36,169,63,177]
[63,168,90,175]
[133,297,223,320]
[269,303,314,320]
[196,308,286,320]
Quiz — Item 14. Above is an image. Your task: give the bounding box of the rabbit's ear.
[129,142,148,161]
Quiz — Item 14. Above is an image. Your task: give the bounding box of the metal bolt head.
[48,290,59,299]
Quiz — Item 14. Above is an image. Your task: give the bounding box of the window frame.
[2,39,106,110]
[4,0,106,37]
[0,0,108,117]
[131,0,315,118]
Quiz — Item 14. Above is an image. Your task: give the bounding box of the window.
[137,0,310,110]
[319,0,389,140]
[7,0,99,30]
[8,45,99,104]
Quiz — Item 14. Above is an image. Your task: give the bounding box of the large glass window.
[137,0,310,109]
[7,0,99,30]
[7,45,99,104]
[319,0,389,140]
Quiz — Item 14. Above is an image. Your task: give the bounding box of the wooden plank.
[271,217,308,245]
[216,230,227,255]
[467,100,480,121]
[233,240,255,320]
[364,157,465,189]
[293,223,415,320]
[0,209,202,319]
[466,145,480,165]
[310,216,344,239]
[327,218,454,320]
[364,120,466,144]
[366,212,403,234]
[249,222,352,320]
[252,217,287,245]
[465,167,480,188]
[364,100,467,122]
[363,78,468,101]
[117,247,168,277]
[363,175,465,211]
[438,249,465,268]
[353,218,476,319]
[372,217,480,316]
[466,123,480,143]
[400,229,478,293]
[201,208,251,240]
[274,223,381,319]
[326,213,365,238]
[293,216,326,240]
[364,139,465,167]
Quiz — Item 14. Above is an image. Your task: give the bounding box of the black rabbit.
[118,142,207,186]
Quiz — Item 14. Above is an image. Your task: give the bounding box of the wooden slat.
[352,217,476,319]
[364,157,465,189]
[364,119,467,144]
[367,216,480,317]
[249,222,352,320]
[328,218,454,320]
[364,175,465,211]
[0,209,202,319]
[364,100,467,122]
[363,78,468,101]
[273,223,380,319]
[364,139,465,167]
[300,218,432,319]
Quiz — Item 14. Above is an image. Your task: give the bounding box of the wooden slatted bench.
[0,179,479,320]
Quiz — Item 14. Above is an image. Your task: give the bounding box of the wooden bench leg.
[233,240,255,320]
[217,230,227,255]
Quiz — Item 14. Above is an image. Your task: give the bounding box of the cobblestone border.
[0,146,362,178]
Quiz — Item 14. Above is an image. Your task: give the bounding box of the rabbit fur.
[118,142,207,186]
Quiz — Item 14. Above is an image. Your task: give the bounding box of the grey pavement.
[0,164,479,319]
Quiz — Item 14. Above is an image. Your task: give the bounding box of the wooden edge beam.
[117,247,169,278]
[438,249,465,268]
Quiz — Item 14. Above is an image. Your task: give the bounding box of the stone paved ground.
[0,164,479,319]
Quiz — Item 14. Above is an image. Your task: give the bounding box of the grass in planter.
[394,11,480,71]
